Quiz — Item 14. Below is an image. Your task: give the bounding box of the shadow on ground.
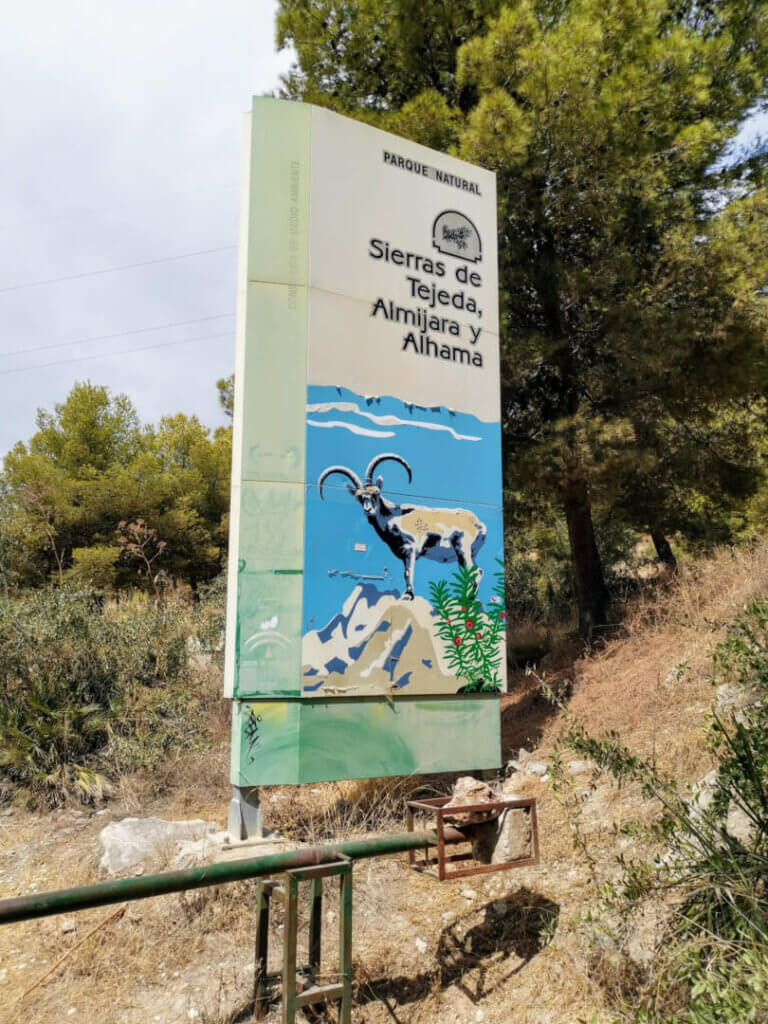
[224,887,558,1023]
[356,887,559,1021]
[501,678,568,757]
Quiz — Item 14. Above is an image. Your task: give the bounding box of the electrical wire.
[0,182,239,234]
[0,313,235,359]
[0,245,238,295]
[0,331,234,376]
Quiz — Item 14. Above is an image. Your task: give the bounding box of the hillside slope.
[2,544,768,1023]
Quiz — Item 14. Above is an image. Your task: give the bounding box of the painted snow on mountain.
[306,400,482,442]
[302,583,457,696]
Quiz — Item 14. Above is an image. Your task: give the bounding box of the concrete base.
[215,836,293,865]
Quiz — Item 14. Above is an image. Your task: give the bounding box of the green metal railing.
[0,827,463,926]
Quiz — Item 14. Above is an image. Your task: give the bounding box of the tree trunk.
[650,529,677,570]
[563,481,610,643]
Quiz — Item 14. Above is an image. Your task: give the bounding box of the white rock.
[415,937,427,953]
[567,760,591,775]
[441,911,454,923]
[524,761,548,777]
[59,916,77,934]
[518,747,531,762]
[727,803,754,844]
[443,777,496,823]
[98,817,217,875]
[173,830,230,869]
[460,888,477,901]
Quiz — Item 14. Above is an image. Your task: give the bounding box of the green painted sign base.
[231,696,501,786]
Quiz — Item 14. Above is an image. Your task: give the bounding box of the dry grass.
[263,774,460,844]
[3,543,768,1023]
[503,543,768,779]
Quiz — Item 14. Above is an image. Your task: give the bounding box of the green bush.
[429,565,506,692]
[0,587,193,806]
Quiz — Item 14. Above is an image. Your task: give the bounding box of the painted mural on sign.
[301,385,505,697]
[225,97,505,786]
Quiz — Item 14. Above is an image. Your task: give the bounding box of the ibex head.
[317,453,413,518]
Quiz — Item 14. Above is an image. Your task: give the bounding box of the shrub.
[551,597,768,1022]
[429,565,506,692]
[65,545,119,590]
[0,587,192,805]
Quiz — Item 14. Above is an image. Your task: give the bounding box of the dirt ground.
[2,544,767,1024]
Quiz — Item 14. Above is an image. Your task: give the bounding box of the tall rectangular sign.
[225,98,505,785]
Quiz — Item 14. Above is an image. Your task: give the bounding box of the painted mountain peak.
[301,575,506,697]
[302,583,456,696]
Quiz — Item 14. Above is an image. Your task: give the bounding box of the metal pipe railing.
[0,827,466,926]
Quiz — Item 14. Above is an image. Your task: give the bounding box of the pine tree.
[276,0,768,639]
[1,382,232,590]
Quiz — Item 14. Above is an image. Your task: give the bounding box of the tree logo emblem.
[432,210,482,262]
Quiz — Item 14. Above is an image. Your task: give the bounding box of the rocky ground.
[2,545,768,1024]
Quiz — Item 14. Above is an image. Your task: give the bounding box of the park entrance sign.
[224,98,505,796]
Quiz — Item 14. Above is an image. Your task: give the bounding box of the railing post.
[282,874,299,1024]
[254,880,271,1019]
[338,862,353,1024]
[308,876,322,975]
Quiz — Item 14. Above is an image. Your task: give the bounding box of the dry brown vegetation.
[2,543,768,1023]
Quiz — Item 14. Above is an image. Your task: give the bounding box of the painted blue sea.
[302,385,503,634]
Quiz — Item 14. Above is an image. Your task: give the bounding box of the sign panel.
[225,98,505,785]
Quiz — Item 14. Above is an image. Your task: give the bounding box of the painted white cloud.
[307,419,395,438]
[306,401,481,442]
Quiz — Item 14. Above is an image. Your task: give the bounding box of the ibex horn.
[317,465,362,500]
[364,453,413,486]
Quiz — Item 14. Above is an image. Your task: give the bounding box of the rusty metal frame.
[406,796,539,880]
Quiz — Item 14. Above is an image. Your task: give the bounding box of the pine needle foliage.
[276,0,768,639]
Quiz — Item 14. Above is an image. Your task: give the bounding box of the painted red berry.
[465,619,474,630]
[499,611,507,621]
[476,631,482,640]
[460,605,466,612]
[453,636,462,647]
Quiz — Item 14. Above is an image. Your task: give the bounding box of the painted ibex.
[318,453,486,599]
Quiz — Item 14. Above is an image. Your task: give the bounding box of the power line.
[0,331,235,377]
[0,313,235,359]
[0,245,238,295]
[0,182,239,234]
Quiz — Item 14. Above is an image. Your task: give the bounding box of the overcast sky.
[1,7,765,460]
[0,0,292,456]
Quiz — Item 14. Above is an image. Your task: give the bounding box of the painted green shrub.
[429,564,506,693]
